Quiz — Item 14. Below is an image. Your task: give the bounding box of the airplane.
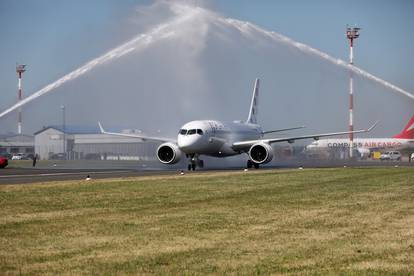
[305,113,414,158]
[98,78,376,170]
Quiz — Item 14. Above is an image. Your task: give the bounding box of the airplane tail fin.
[246,78,260,124]
[392,114,414,139]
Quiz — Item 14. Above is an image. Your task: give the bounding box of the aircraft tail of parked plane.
[392,114,414,139]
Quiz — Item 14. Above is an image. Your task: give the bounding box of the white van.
[11,153,27,160]
[380,151,401,161]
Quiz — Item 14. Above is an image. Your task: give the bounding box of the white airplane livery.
[306,114,414,157]
[99,79,375,170]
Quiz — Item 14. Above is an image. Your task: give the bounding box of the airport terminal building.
[34,126,160,160]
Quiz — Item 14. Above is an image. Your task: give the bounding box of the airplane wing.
[262,126,305,135]
[233,122,378,150]
[98,122,176,143]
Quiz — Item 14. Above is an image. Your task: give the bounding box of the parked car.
[50,153,66,160]
[0,156,8,168]
[0,153,12,159]
[85,153,101,160]
[380,151,401,161]
[11,153,30,160]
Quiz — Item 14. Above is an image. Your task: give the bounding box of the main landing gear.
[247,159,260,169]
[187,154,204,171]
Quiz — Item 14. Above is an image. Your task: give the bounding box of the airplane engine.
[157,142,182,164]
[249,143,274,164]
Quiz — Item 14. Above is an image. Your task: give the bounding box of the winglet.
[367,121,379,132]
[98,122,105,134]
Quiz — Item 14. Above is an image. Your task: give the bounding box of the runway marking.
[0,170,133,178]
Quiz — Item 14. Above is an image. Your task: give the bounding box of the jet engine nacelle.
[249,142,274,164]
[157,142,182,164]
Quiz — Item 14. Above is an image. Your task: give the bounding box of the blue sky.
[0,0,413,133]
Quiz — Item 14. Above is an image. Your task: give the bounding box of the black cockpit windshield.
[179,129,204,135]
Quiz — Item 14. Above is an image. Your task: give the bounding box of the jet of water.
[0,4,413,121]
[223,18,414,100]
[0,5,201,120]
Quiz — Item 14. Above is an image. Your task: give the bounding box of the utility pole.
[16,64,26,135]
[346,25,360,158]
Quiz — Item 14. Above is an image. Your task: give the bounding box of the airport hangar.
[0,134,34,157]
[33,126,159,160]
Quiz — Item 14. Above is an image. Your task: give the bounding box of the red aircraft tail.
[393,114,414,139]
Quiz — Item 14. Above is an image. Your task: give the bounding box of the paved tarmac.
[0,168,177,185]
[0,159,412,185]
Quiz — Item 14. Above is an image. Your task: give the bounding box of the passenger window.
[179,129,187,135]
[188,129,196,135]
[197,129,203,135]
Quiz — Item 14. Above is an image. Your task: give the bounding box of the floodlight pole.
[16,64,26,135]
[346,26,360,158]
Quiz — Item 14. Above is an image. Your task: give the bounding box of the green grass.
[1,168,413,275]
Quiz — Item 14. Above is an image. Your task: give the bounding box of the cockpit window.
[180,129,203,135]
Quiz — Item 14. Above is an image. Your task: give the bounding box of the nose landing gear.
[187,154,204,171]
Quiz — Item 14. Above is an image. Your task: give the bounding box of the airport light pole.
[61,105,66,159]
[346,26,360,158]
[16,64,26,135]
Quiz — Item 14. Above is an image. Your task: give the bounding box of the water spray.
[0,6,200,120]
[223,18,414,101]
[0,4,413,123]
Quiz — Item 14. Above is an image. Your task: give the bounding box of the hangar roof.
[34,125,100,135]
[0,134,34,146]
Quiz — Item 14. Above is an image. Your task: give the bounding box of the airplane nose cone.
[178,135,201,153]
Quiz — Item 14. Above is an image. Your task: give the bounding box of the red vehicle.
[0,156,8,168]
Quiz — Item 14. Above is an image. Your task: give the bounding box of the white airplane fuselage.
[306,114,414,155]
[306,138,414,152]
[177,120,263,157]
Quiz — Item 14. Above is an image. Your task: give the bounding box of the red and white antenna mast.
[346,25,360,158]
[16,64,26,135]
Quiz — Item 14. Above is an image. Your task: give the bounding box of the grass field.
[1,168,413,275]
